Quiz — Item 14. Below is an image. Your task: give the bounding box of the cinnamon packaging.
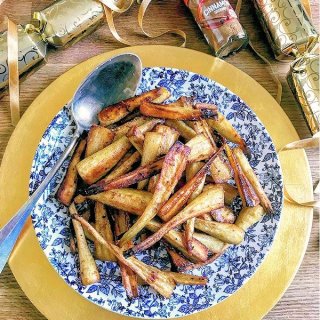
[183,0,248,57]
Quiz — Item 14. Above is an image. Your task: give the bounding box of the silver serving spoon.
[0,53,142,273]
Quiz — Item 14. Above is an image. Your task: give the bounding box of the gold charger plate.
[0,46,313,320]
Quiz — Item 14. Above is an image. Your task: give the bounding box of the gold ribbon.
[235,1,282,104]
[100,0,186,47]
[6,16,20,126]
[278,133,320,208]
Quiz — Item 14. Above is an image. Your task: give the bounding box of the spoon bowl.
[72,53,142,131]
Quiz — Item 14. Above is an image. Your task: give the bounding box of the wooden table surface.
[0,0,319,319]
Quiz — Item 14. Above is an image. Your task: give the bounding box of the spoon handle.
[0,131,81,273]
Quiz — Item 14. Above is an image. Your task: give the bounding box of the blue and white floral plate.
[30,67,283,319]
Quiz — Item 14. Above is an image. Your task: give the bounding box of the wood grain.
[0,0,319,319]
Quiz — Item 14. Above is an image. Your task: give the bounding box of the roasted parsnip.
[135,185,224,251]
[194,219,244,244]
[87,188,152,215]
[193,232,225,253]
[165,120,196,140]
[112,117,147,140]
[166,245,193,271]
[158,147,224,222]
[217,183,239,205]
[184,162,206,253]
[77,136,132,184]
[233,147,273,213]
[114,210,131,237]
[185,134,215,162]
[147,174,160,193]
[137,132,163,190]
[145,219,209,262]
[69,204,100,285]
[164,271,207,286]
[235,205,265,231]
[207,112,249,156]
[57,139,86,206]
[127,118,164,154]
[103,151,141,184]
[85,125,115,157]
[98,87,170,126]
[94,202,117,261]
[140,99,217,120]
[119,142,190,247]
[84,158,164,195]
[211,207,236,224]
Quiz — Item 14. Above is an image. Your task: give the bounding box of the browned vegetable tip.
[85,125,115,157]
[165,245,193,271]
[165,120,197,141]
[199,213,214,221]
[184,162,206,253]
[154,124,180,154]
[145,219,208,262]
[233,147,273,213]
[57,139,86,206]
[88,188,152,215]
[225,144,247,206]
[102,151,141,185]
[158,146,224,222]
[216,183,239,205]
[211,207,236,224]
[185,134,215,162]
[193,232,225,253]
[127,119,165,154]
[69,204,100,285]
[238,165,261,207]
[94,202,117,261]
[98,87,170,126]
[135,184,224,252]
[70,235,77,254]
[147,174,160,193]
[119,260,139,298]
[164,271,208,286]
[193,103,218,118]
[192,119,232,183]
[207,112,250,157]
[140,98,218,120]
[114,210,131,237]
[126,256,176,298]
[194,218,244,244]
[235,205,265,231]
[137,132,164,190]
[84,158,164,195]
[119,142,190,247]
[72,214,176,298]
[76,136,132,185]
[181,244,229,271]
[112,117,147,140]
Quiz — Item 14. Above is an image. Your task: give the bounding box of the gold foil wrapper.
[253,0,319,60]
[287,54,319,135]
[0,25,47,92]
[35,0,104,47]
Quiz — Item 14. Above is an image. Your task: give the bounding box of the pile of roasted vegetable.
[57,87,273,298]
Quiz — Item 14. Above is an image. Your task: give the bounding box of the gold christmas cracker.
[287,53,319,135]
[32,0,104,47]
[0,24,47,92]
[253,0,319,60]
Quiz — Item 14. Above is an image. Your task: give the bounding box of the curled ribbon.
[235,1,282,104]
[6,16,20,126]
[278,133,320,209]
[100,0,186,47]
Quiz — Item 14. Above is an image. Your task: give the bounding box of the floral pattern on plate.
[30,67,283,319]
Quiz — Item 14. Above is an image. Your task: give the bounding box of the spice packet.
[184,0,248,57]
[287,53,319,135]
[0,24,47,92]
[253,0,319,61]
